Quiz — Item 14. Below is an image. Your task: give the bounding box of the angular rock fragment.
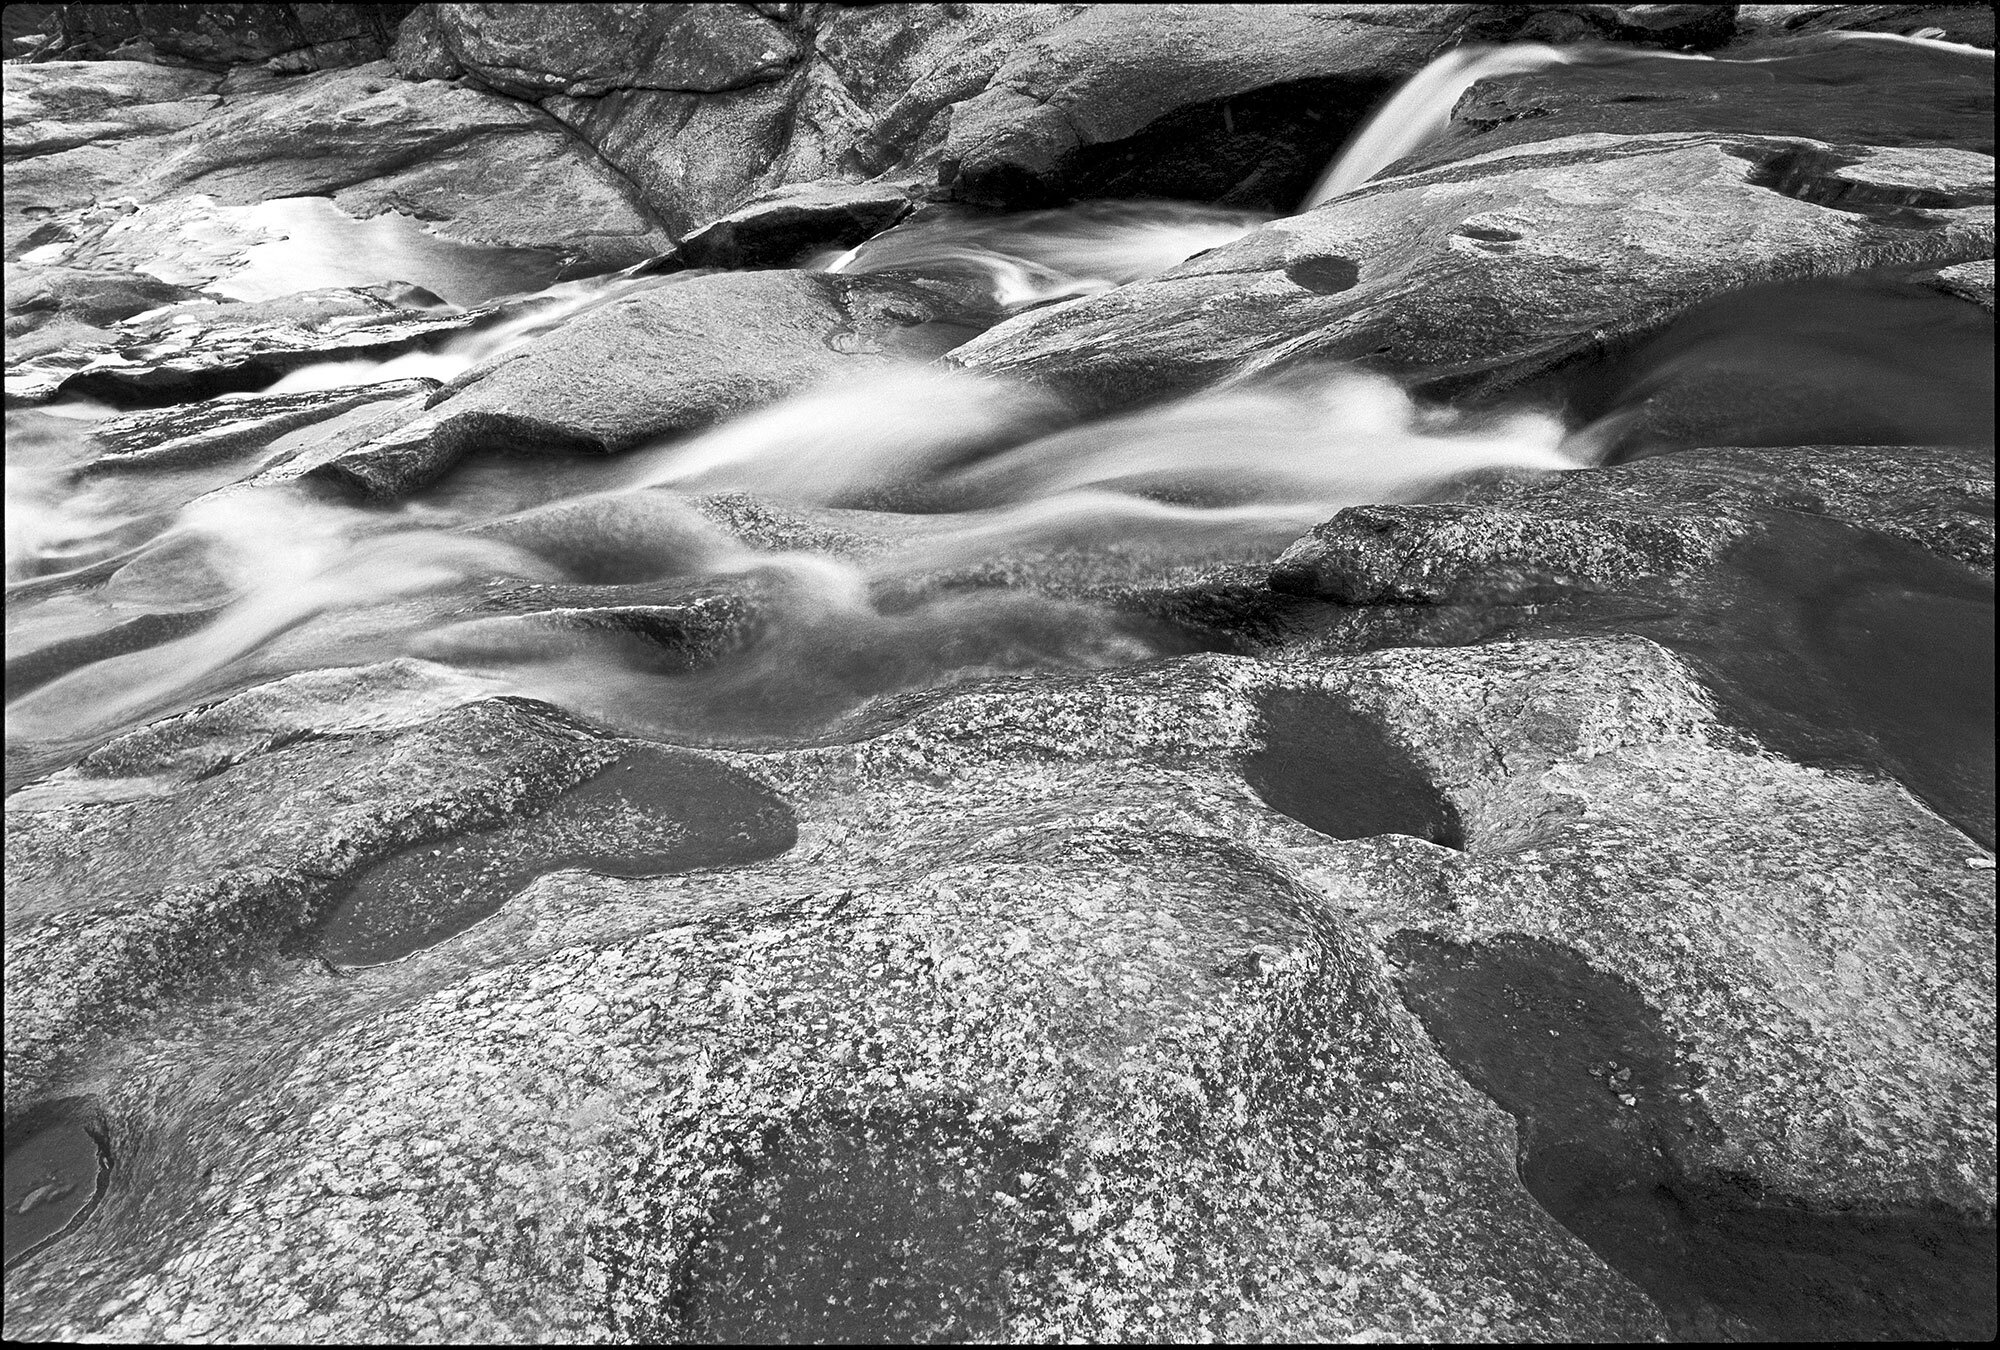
[669,179,915,269]
[1927,256,1997,311]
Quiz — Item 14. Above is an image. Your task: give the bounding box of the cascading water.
[1299,43,1576,208]
[4,349,1581,760]
[10,29,1984,768]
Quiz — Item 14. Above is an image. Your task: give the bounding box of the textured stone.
[952,134,1994,410]
[415,2,803,98]
[2,637,1989,1340]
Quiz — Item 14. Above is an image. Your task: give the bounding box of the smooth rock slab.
[951,133,1994,410]
[313,270,979,497]
[1396,39,1997,178]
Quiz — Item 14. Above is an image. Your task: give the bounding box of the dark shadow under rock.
[1386,930,1998,1341]
[313,745,796,965]
[3,1097,109,1269]
[671,182,916,270]
[1244,689,1464,849]
[960,73,1405,213]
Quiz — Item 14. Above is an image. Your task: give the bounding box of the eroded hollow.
[667,1112,1043,1345]
[1730,143,1990,221]
[312,745,797,965]
[3,1098,110,1269]
[1386,930,1998,1341]
[1243,689,1464,848]
[1283,256,1360,293]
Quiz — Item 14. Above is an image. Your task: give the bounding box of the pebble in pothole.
[312,744,797,966]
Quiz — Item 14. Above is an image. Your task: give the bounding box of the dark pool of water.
[312,744,797,966]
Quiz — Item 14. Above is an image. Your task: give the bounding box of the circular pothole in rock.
[3,1099,111,1268]
[314,745,797,966]
[1243,689,1464,847]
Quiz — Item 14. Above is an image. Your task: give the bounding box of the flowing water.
[3,32,1994,1324]
[5,31,1987,782]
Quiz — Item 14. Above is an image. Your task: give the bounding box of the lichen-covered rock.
[2,635,1990,1341]
[2,696,618,1111]
[1270,442,1997,852]
[952,133,1994,410]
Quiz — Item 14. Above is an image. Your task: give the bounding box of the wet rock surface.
[1271,443,1997,847]
[2,1098,109,1270]
[1389,931,1996,1341]
[952,133,1994,409]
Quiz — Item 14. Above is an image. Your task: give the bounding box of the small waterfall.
[1299,44,1576,209]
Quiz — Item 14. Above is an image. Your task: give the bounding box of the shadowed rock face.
[1560,274,1996,459]
[29,4,415,70]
